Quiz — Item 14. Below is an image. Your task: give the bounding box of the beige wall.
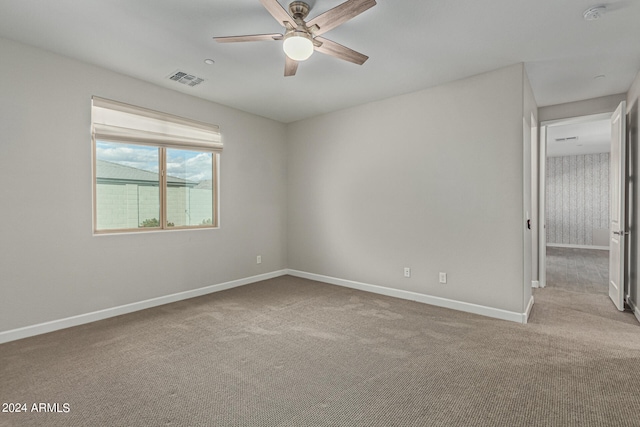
[0,37,288,332]
[539,93,626,122]
[287,64,530,314]
[627,70,640,317]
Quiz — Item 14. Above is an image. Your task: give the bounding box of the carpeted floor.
[1,275,639,427]
[546,247,609,295]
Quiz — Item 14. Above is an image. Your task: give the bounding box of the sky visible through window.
[96,141,212,183]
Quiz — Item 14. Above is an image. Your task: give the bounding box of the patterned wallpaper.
[546,153,609,246]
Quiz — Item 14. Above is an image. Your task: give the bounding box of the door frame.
[537,112,614,288]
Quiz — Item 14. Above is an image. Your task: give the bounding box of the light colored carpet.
[1,275,639,426]
[546,247,609,295]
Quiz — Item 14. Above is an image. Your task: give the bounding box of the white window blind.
[91,96,222,151]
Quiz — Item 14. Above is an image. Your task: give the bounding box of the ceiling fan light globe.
[283,32,314,61]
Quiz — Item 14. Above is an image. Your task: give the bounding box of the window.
[91,97,221,233]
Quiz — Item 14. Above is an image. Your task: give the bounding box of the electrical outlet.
[439,272,447,284]
[257,255,262,264]
[404,267,411,278]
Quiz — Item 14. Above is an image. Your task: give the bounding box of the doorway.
[539,113,612,296]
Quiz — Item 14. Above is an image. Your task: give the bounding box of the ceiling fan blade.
[285,55,298,77]
[307,0,376,36]
[314,37,368,65]
[259,0,297,28]
[214,33,282,43]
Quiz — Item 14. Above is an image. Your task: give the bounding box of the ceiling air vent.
[555,136,579,142]
[167,71,204,87]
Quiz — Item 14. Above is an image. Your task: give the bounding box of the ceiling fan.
[214,0,377,76]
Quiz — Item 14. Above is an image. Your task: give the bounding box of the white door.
[609,101,627,311]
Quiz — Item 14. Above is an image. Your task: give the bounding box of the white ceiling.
[546,118,611,157]
[0,0,639,123]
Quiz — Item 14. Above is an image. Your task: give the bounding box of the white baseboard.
[546,243,609,250]
[524,295,535,324]
[532,281,540,288]
[286,269,530,324]
[0,270,288,344]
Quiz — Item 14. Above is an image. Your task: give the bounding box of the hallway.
[545,247,608,295]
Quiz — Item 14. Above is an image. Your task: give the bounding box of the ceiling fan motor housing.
[289,1,310,20]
